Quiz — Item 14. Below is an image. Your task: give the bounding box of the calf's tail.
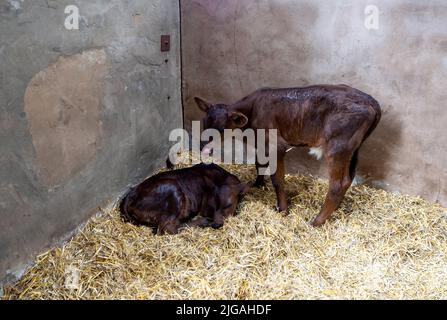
[363,100,382,142]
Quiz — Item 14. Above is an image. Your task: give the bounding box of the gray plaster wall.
[181,0,447,206]
[0,0,181,285]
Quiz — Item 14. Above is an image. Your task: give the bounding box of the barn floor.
[3,156,447,299]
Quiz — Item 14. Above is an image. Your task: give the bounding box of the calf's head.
[215,180,250,219]
[194,97,248,132]
[195,97,249,155]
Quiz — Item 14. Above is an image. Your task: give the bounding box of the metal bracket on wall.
[161,35,170,52]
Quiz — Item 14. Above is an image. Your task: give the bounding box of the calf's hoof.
[310,217,325,227]
[274,205,289,215]
[211,222,224,229]
[252,180,266,188]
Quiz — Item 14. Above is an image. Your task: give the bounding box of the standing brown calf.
[194,84,381,226]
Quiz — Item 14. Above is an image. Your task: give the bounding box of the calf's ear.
[194,97,212,112]
[230,112,248,128]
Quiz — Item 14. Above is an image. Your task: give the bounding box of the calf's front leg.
[270,153,288,213]
[253,158,266,188]
[181,216,212,228]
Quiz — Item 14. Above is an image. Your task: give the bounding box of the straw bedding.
[3,154,447,299]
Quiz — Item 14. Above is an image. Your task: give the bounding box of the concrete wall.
[0,0,181,284]
[181,0,447,206]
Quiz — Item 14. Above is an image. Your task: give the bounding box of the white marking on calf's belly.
[309,147,324,160]
[352,175,364,186]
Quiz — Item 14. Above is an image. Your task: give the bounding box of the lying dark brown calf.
[120,163,249,234]
[195,84,381,226]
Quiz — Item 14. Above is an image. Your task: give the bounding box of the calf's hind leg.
[157,190,190,235]
[158,216,181,235]
[311,150,354,227]
[181,216,212,228]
